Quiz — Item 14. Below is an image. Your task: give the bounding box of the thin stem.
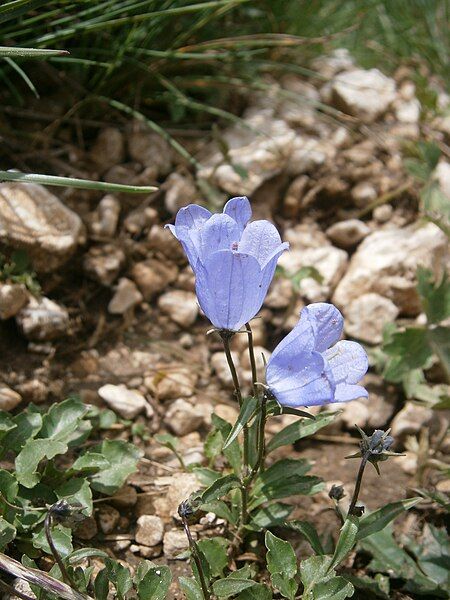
[181,515,210,600]
[44,511,78,591]
[219,331,242,406]
[249,392,267,480]
[0,578,36,600]
[245,323,258,396]
[348,455,368,516]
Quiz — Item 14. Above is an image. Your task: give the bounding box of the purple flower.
[166,197,288,331]
[266,303,368,407]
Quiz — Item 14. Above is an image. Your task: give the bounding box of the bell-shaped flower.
[166,196,288,331]
[266,303,368,407]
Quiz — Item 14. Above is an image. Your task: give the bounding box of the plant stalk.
[181,514,210,600]
[44,510,77,592]
[245,322,258,396]
[348,455,368,516]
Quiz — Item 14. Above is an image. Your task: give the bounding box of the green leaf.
[0,469,18,502]
[211,413,241,474]
[344,574,390,599]
[417,268,450,324]
[253,458,311,494]
[299,555,332,591]
[419,141,441,170]
[200,500,237,524]
[267,412,338,453]
[249,475,323,510]
[250,503,293,530]
[201,474,241,504]
[1,408,42,453]
[179,576,204,600]
[197,537,229,578]
[0,46,69,58]
[138,565,172,600]
[223,396,258,449]
[313,577,354,600]
[213,577,256,598]
[0,517,16,549]
[383,328,433,382]
[0,411,16,442]
[192,467,221,486]
[421,182,450,235]
[32,525,73,558]
[94,568,109,600]
[15,439,67,487]
[66,548,109,564]
[39,398,88,443]
[204,429,223,463]
[265,531,298,600]
[330,516,359,570]
[238,583,272,599]
[105,558,133,600]
[155,432,179,451]
[71,452,110,474]
[428,326,450,383]
[90,440,142,494]
[289,520,325,555]
[55,478,93,516]
[356,497,422,541]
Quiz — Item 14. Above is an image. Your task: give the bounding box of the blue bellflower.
[166,197,288,331]
[266,303,368,407]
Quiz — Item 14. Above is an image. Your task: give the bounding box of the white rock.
[16,296,69,341]
[127,128,172,176]
[90,194,121,238]
[326,219,370,248]
[373,204,393,223]
[164,173,199,214]
[0,283,28,319]
[0,183,83,272]
[135,515,164,547]
[108,278,143,314]
[395,98,421,123]
[434,160,450,199]
[363,373,397,429]
[333,223,448,315]
[163,529,192,559]
[211,351,242,388]
[97,505,120,534]
[264,277,292,309]
[331,68,397,122]
[90,127,125,172]
[286,135,330,176]
[0,385,22,411]
[153,473,199,519]
[164,398,204,436]
[390,402,433,442]
[131,259,178,300]
[158,290,198,327]
[98,384,147,418]
[284,223,330,250]
[345,293,399,344]
[312,48,355,79]
[351,182,377,208]
[145,367,197,400]
[341,400,370,429]
[83,244,126,286]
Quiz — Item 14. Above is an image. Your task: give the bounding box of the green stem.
[348,455,368,516]
[245,323,258,396]
[181,514,210,600]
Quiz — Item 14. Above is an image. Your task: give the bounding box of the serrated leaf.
[267,412,338,453]
[201,474,241,504]
[179,576,203,600]
[223,396,258,450]
[15,439,67,487]
[138,565,171,600]
[330,516,359,570]
[39,398,88,443]
[356,497,422,541]
[32,525,73,558]
[90,440,142,494]
[289,520,325,555]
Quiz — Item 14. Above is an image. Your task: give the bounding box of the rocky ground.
[0,49,449,593]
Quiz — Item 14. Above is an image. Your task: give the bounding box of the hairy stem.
[181,514,210,600]
[348,455,368,516]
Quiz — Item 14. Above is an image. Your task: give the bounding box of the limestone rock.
[108,278,143,314]
[331,68,396,122]
[127,128,172,176]
[131,259,178,300]
[153,473,199,519]
[158,290,198,327]
[135,515,164,547]
[16,296,69,341]
[211,351,242,388]
[0,283,28,319]
[333,223,448,315]
[90,127,125,172]
[164,172,199,214]
[326,219,370,248]
[351,182,377,208]
[363,374,397,429]
[97,505,120,534]
[390,402,433,442]
[145,367,197,400]
[344,293,399,344]
[98,384,147,419]
[163,529,192,559]
[0,183,83,272]
[83,244,126,286]
[164,399,204,436]
[90,194,121,238]
[434,160,450,199]
[312,48,355,79]
[147,225,186,263]
[0,385,22,411]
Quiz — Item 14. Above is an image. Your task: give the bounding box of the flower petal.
[324,340,368,384]
[302,303,344,352]
[167,204,212,266]
[199,213,241,257]
[195,250,263,330]
[267,350,335,407]
[223,196,252,231]
[334,383,368,402]
[269,305,316,366]
[238,220,287,267]
[258,242,289,306]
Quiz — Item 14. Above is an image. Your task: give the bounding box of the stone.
[127,128,172,176]
[135,515,164,547]
[331,68,397,122]
[351,182,377,208]
[344,293,399,344]
[341,399,370,429]
[395,98,421,123]
[0,183,83,272]
[312,48,355,79]
[390,402,433,442]
[16,378,48,403]
[131,259,178,300]
[98,384,147,419]
[333,223,448,315]
[211,351,242,388]
[75,516,98,540]
[164,399,204,436]
[214,403,239,424]
[363,374,397,429]
[147,225,186,263]
[90,194,121,238]
[0,385,22,411]
[110,485,138,508]
[97,505,120,534]
[153,473,199,519]
[373,204,393,223]
[90,127,125,172]
[434,160,450,199]
[164,172,199,214]
[11,579,36,600]
[326,219,370,248]
[264,277,292,309]
[0,283,28,319]
[284,223,330,250]
[158,290,198,327]
[163,529,192,559]
[16,296,69,341]
[278,245,348,302]
[146,367,197,400]
[108,278,143,314]
[83,244,126,286]
[124,206,158,235]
